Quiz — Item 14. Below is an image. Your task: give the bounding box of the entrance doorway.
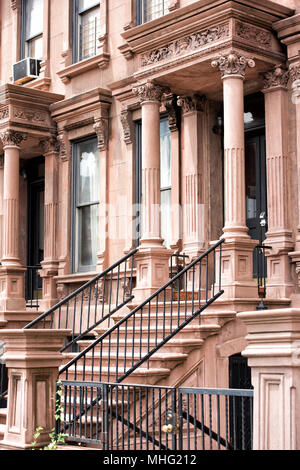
[26,157,45,307]
[244,93,267,278]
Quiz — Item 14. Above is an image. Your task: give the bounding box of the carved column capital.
[211,52,255,78]
[132,80,170,104]
[40,135,60,155]
[262,64,289,90]
[0,130,27,148]
[289,64,300,84]
[120,108,133,144]
[163,93,180,131]
[177,94,206,115]
[93,117,108,151]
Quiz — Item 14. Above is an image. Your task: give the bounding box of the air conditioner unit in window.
[12,58,41,85]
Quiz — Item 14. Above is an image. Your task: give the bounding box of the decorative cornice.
[132,80,170,104]
[163,93,180,132]
[140,23,229,68]
[211,52,255,78]
[120,108,133,144]
[93,118,108,151]
[262,64,289,90]
[177,94,206,114]
[0,130,27,148]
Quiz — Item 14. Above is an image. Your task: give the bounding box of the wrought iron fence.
[58,239,224,383]
[24,249,137,353]
[57,381,253,450]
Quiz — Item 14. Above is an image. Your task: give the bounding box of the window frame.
[73,0,100,64]
[71,136,100,273]
[136,0,170,26]
[21,0,44,60]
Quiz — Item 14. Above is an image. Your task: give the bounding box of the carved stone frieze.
[132,80,170,104]
[93,118,108,151]
[235,21,272,47]
[140,23,229,67]
[0,130,27,148]
[120,108,133,144]
[262,64,289,90]
[177,94,206,114]
[12,107,48,124]
[0,108,9,121]
[211,52,255,78]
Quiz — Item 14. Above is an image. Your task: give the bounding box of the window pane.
[143,0,169,22]
[77,204,99,269]
[160,119,171,189]
[26,35,43,59]
[77,139,100,205]
[161,190,171,247]
[25,0,44,40]
[79,0,99,12]
[79,7,100,60]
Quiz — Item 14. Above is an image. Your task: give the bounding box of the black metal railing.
[0,342,8,408]
[25,265,42,310]
[24,249,137,352]
[57,381,253,450]
[59,239,224,383]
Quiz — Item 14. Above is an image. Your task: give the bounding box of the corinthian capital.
[211,52,255,78]
[177,94,206,114]
[132,80,170,104]
[262,64,289,90]
[289,64,300,85]
[0,130,27,148]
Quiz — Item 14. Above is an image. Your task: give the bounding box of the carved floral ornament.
[0,130,27,148]
[93,118,108,151]
[177,94,206,114]
[120,108,133,144]
[211,53,255,78]
[289,64,300,85]
[39,135,60,155]
[262,64,289,90]
[132,81,170,104]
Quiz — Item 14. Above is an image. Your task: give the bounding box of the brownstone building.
[0,0,300,451]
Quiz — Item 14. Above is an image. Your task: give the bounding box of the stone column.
[262,64,294,299]
[0,328,71,450]
[211,53,257,298]
[39,136,59,310]
[132,81,172,301]
[237,308,300,450]
[177,94,206,259]
[0,130,27,311]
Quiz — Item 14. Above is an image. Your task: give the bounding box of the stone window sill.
[57,52,110,84]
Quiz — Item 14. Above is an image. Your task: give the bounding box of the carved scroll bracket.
[211,52,255,78]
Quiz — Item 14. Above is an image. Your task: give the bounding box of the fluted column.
[39,136,59,309]
[0,130,27,311]
[211,53,257,298]
[262,64,294,298]
[132,81,172,300]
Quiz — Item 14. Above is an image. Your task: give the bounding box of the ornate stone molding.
[235,21,272,48]
[140,23,229,68]
[177,94,206,115]
[289,64,300,84]
[12,107,48,124]
[57,130,70,162]
[0,130,27,148]
[262,64,289,90]
[163,93,180,132]
[10,0,20,10]
[211,52,255,78]
[132,81,170,104]
[120,108,133,144]
[0,108,9,121]
[93,118,108,151]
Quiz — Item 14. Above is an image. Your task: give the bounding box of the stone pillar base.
[39,262,59,310]
[218,238,258,299]
[0,265,26,311]
[237,308,300,450]
[133,242,173,303]
[0,329,71,450]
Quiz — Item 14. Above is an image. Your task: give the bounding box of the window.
[136,0,170,25]
[21,0,44,59]
[135,117,172,247]
[73,0,100,63]
[72,138,100,272]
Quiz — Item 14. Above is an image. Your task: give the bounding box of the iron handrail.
[24,249,138,352]
[59,239,224,381]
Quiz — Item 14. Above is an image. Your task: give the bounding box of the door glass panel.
[160,118,171,247]
[245,141,257,221]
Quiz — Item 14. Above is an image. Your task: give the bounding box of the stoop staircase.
[0,240,235,449]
